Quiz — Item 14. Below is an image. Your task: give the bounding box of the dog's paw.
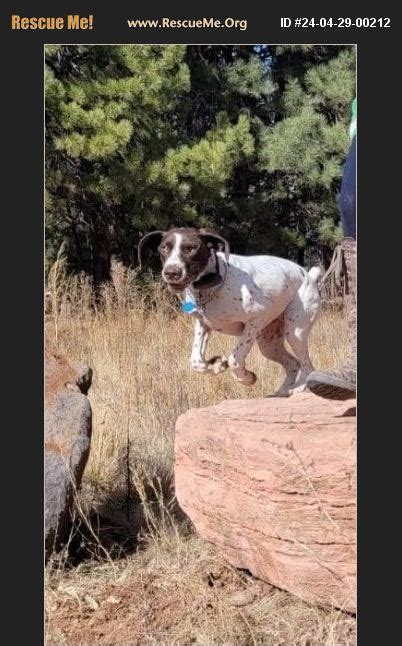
[191,360,209,373]
[207,355,228,374]
[270,382,308,397]
[288,384,308,395]
[269,389,291,398]
[234,370,257,386]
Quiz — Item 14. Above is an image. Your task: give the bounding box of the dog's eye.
[183,245,197,254]
[159,244,169,255]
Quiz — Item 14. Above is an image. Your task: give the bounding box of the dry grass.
[45,265,355,646]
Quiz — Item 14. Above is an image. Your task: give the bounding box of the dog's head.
[138,227,230,292]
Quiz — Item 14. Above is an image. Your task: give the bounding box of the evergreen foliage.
[45,45,356,281]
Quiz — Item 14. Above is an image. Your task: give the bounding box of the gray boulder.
[45,352,93,561]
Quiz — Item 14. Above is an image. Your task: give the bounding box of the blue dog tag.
[182,301,197,313]
[182,289,198,314]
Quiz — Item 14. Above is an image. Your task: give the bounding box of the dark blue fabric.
[338,135,356,239]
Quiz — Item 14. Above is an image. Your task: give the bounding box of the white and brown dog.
[138,227,322,395]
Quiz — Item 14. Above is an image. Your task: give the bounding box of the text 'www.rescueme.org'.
[127,17,248,31]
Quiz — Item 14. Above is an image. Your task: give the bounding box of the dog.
[138,227,322,395]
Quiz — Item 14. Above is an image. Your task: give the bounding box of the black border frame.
[2,2,400,644]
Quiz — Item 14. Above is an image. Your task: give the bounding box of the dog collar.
[192,252,223,289]
[180,255,228,314]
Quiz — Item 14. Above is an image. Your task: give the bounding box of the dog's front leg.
[228,319,265,385]
[190,318,210,372]
[190,318,228,375]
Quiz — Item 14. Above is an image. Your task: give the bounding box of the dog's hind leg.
[284,330,313,393]
[257,316,300,396]
[283,288,320,392]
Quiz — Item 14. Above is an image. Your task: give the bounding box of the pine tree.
[45,45,356,280]
[260,45,356,264]
[45,45,191,281]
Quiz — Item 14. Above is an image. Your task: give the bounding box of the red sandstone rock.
[45,352,93,561]
[175,393,356,612]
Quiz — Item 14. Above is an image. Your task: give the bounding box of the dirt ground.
[46,533,356,646]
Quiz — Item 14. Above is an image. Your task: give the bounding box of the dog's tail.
[308,265,324,285]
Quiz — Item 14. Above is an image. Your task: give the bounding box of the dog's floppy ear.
[199,229,230,262]
[137,231,164,270]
